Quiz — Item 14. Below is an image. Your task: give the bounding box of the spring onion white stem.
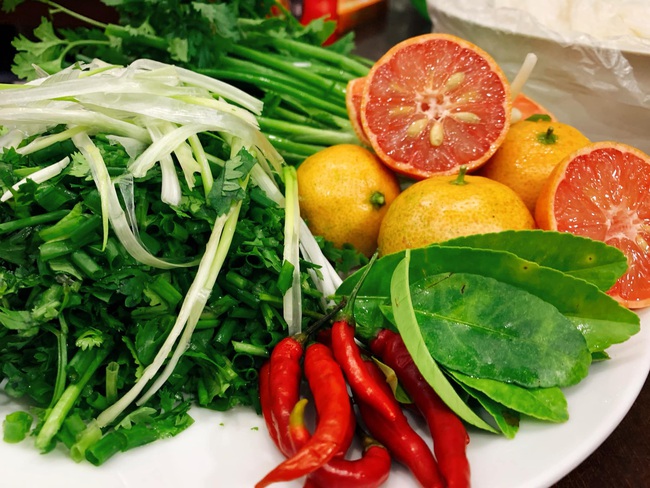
[510,53,538,102]
[72,132,111,250]
[137,192,246,406]
[127,59,263,115]
[72,132,198,268]
[128,123,211,178]
[1,156,71,203]
[188,134,213,195]
[282,166,302,335]
[0,107,151,142]
[147,123,182,206]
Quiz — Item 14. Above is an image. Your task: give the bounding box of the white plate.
[1,309,649,488]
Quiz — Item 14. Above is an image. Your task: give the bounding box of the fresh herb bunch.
[0,59,333,464]
[3,0,373,164]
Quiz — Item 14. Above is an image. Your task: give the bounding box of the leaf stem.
[41,0,109,29]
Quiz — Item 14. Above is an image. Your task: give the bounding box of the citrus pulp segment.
[535,142,650,308]
[360,33,512,179]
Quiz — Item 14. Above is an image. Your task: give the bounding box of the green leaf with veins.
[448,370,569,422]
[11,19,69,79]
[441,230,627,291]
[208,147,257,216]
[407,272,591,388]
[191,2,240,40]
[339,241,639,352]
[389,254,497,433]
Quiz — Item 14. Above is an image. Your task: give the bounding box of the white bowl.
[427,0,650,154]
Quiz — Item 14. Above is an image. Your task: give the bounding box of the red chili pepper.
[309,436,392,488]
[329,253,396,421]
[265,335,305,457]
[290,400,391,488]
[370,329,471,488]
[259,361,281,451]
[331,318,398,422]
[358,359,445,488]
[288,396,392,488]
[255,343,353,488]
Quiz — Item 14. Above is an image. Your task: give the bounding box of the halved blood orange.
[536,142,650,309]
[360,33,512,179]
[512,92,556,123]
[345,76,370,145]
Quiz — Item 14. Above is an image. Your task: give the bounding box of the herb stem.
[71,249,104,279]
[196,68,349,118]
[105,362,119,405]
[231,341,269,357]
[42,0,110,29]
[35,345,111,451]
[258,117,361,145]
[266,37,371,77]
[229,45,347,101]
[0,209,69,235]
[263,133,327,157]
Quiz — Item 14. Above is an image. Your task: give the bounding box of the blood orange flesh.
[535,142,650,308]
[360,33,511,179]
[345,76,370,145]
[512,92,556,123]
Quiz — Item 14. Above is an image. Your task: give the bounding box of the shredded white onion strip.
[0,107,151,142]
[128,123,211,178]
[0,156,71,202]
[137,197,245,406]
[510,52,539,123]
[96,211,229,427]
[127,59,263,115]
[283,166,302,335]
[147,123,182,206]
[72,132,198,269]
[16,126,86,155]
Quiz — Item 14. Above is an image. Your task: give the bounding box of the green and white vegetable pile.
[0,58,339,464]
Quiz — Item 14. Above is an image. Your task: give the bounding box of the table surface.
[352,2,650,487]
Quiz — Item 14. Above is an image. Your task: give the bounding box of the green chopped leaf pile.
[0,59,331,463]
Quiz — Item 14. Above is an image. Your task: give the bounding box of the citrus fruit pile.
[299,32,650,310]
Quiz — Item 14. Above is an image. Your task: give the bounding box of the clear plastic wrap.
[427,0,650,154]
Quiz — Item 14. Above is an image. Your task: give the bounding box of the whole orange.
[479,119,590,213]
[378,168,535,256]
[297,144,401,257]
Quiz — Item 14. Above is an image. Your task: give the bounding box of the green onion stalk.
[3,0,374,164]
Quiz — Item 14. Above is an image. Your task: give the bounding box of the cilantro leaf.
[208,147,257,216]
